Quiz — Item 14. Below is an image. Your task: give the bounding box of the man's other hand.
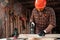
[38,30,45,36]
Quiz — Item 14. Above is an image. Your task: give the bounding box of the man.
[30,0,56,36]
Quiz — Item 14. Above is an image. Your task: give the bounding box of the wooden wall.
[0,2,31,38]
[0,0,60,38]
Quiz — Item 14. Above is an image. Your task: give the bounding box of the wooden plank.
[18,34,60,38]
[17,16,21,34]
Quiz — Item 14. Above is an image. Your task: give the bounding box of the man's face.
[36,7,45,11]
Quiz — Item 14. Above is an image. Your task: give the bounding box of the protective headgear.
[35,0,46,9]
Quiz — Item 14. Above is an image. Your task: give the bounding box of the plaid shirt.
[30,7,56,33]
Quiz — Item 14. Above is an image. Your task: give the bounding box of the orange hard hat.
[35,0,46,9]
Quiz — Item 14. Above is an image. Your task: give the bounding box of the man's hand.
[38,30,46,36]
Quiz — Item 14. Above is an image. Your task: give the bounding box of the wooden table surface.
[0,34,60,40]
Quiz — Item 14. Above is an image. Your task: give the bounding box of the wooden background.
[0,0,60,38]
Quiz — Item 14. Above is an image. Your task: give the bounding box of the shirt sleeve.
[30,8,35,22]
[44,7,56,33]
[49,7,56,27]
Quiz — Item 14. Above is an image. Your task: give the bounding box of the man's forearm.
[44,24,54,33]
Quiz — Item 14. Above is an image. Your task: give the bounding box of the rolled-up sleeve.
[49,8,56,27]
